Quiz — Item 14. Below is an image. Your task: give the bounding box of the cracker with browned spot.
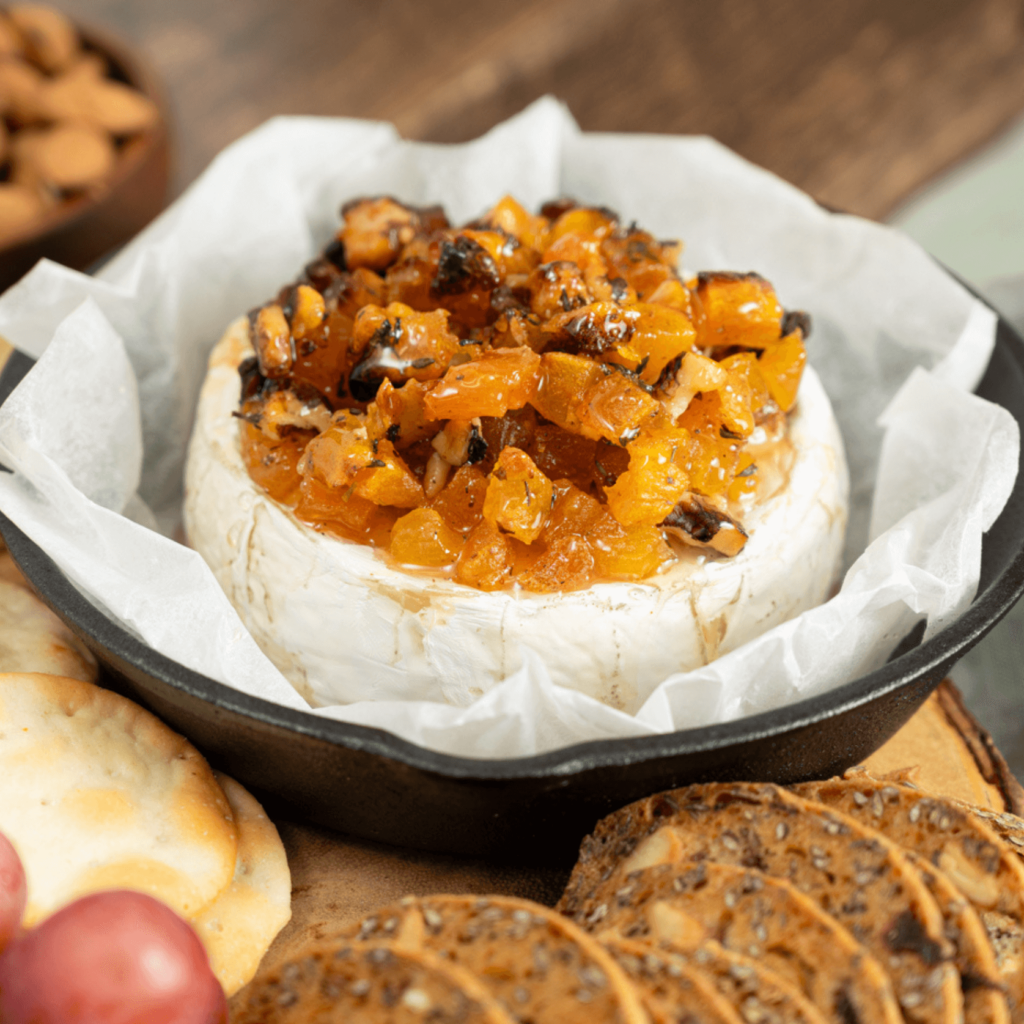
[0,672,238,924]
[232,940,517,1024]
[795,772,1023,1021]
[190,772,291,997]
[601,933,746,1024]
[591,859,901,1024]
[558,782,960,1024]
[342,894,648,1024]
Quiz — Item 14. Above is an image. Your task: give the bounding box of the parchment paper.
[0,98,1017,757]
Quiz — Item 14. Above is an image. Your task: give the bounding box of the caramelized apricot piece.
[529,351,602,435]
[331,267,387,320]
[541,231,606,277]
[548,206,617,243]
[374,378,438,447]
[294,475,382,538]
[301,428,423,507]
[291,308,353,402]
[482,447,553,544]
[350,303,460,388]
[483,194,549,251]
[619,302,696,384]
[427,464,488,535]
[339,197,419,271]
[462,228,539,277]
[240,423,302,502]
[604,430,691,526]
[591,515,673,581]
[545,301,639,365]
[423,346,541,421]
[759,331,807,412]
[527,261,591,320]
[390,508,465,567]
[696,271,784,349]
[455,519,514,590]
[517,533,595,593]
[575,366,659,445]
[353,439,424,508]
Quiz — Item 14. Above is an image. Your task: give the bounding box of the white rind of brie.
[185,318,849,714]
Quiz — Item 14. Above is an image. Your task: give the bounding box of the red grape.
[0,890,227,1024]
[0,831,26,953]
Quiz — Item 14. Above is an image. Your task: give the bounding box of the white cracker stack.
[0,547,292,995]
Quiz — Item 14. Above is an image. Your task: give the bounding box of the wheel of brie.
[184,196,848,714]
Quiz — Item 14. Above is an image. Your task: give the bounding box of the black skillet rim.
[1,301,1023,782]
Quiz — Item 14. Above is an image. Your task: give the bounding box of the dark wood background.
[54,0,1024,220]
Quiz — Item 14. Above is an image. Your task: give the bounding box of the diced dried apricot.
[350,303,460,386]
[294,476,381,538]
[340,197,419,271]
[530,351,602,435]
[427,464,488,535]
[541,232,606,277]
[240,422,302,502]
[696,271,783,349]
[528,261,591,320]
[374,378,438,447]
[759,331,807,412]
[517,533,596,593]
[390,508,465,567]
[385,257,434,310]
[548,207,617,243]
[482,447,554,544]
[720,352,770,418]
[591,516,673,581]
[423,346,541,421]
[604,429,691,526]
[455,519,515,590]
[479,406,535,464]
[462,228,539,277]
[291,308,353,402]
[352,439,424,508]
[618,302,696,384]
[484,194,549,251]
[727,452,759,505]
[645,277,692,314]
[575,366,659,445]
[491,309,547,352]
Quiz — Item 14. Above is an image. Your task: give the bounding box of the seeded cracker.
[592,860,901,1024]
[795,772,1023,1021]
[557,782,961,1024]
[600,934,747,1024]
[340,894,648,1024]
[904,850,1010,1024]
[608,926,827,1024]
[231,940,516,1024]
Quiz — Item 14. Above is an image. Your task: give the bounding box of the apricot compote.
[237,196,810,593]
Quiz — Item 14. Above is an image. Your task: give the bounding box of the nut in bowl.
[0,4,169,290]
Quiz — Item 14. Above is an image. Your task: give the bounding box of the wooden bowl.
[0,23,171,291]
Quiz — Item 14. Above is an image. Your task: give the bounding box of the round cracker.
[0,672,238,924]
[191,772,292,996]
[0,569,97,682]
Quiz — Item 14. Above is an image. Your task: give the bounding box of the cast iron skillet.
[2,308,1023,864]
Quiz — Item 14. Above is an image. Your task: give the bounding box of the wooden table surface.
[50,0,1024,220]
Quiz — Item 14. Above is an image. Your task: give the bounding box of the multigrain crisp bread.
[795,772,1024,1020]
[0,572,97,682]
[341,894,648,1024]
[614,919,828,1024]
[190,773,292,997]
[601,934,746,1024]
[905,850,1010,1024]
[232,941,517,1024]
[0,671,238,924]
[557,782,961,1024]
[590,860,901,1024]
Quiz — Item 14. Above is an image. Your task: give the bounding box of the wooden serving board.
[244,678,1023,989]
